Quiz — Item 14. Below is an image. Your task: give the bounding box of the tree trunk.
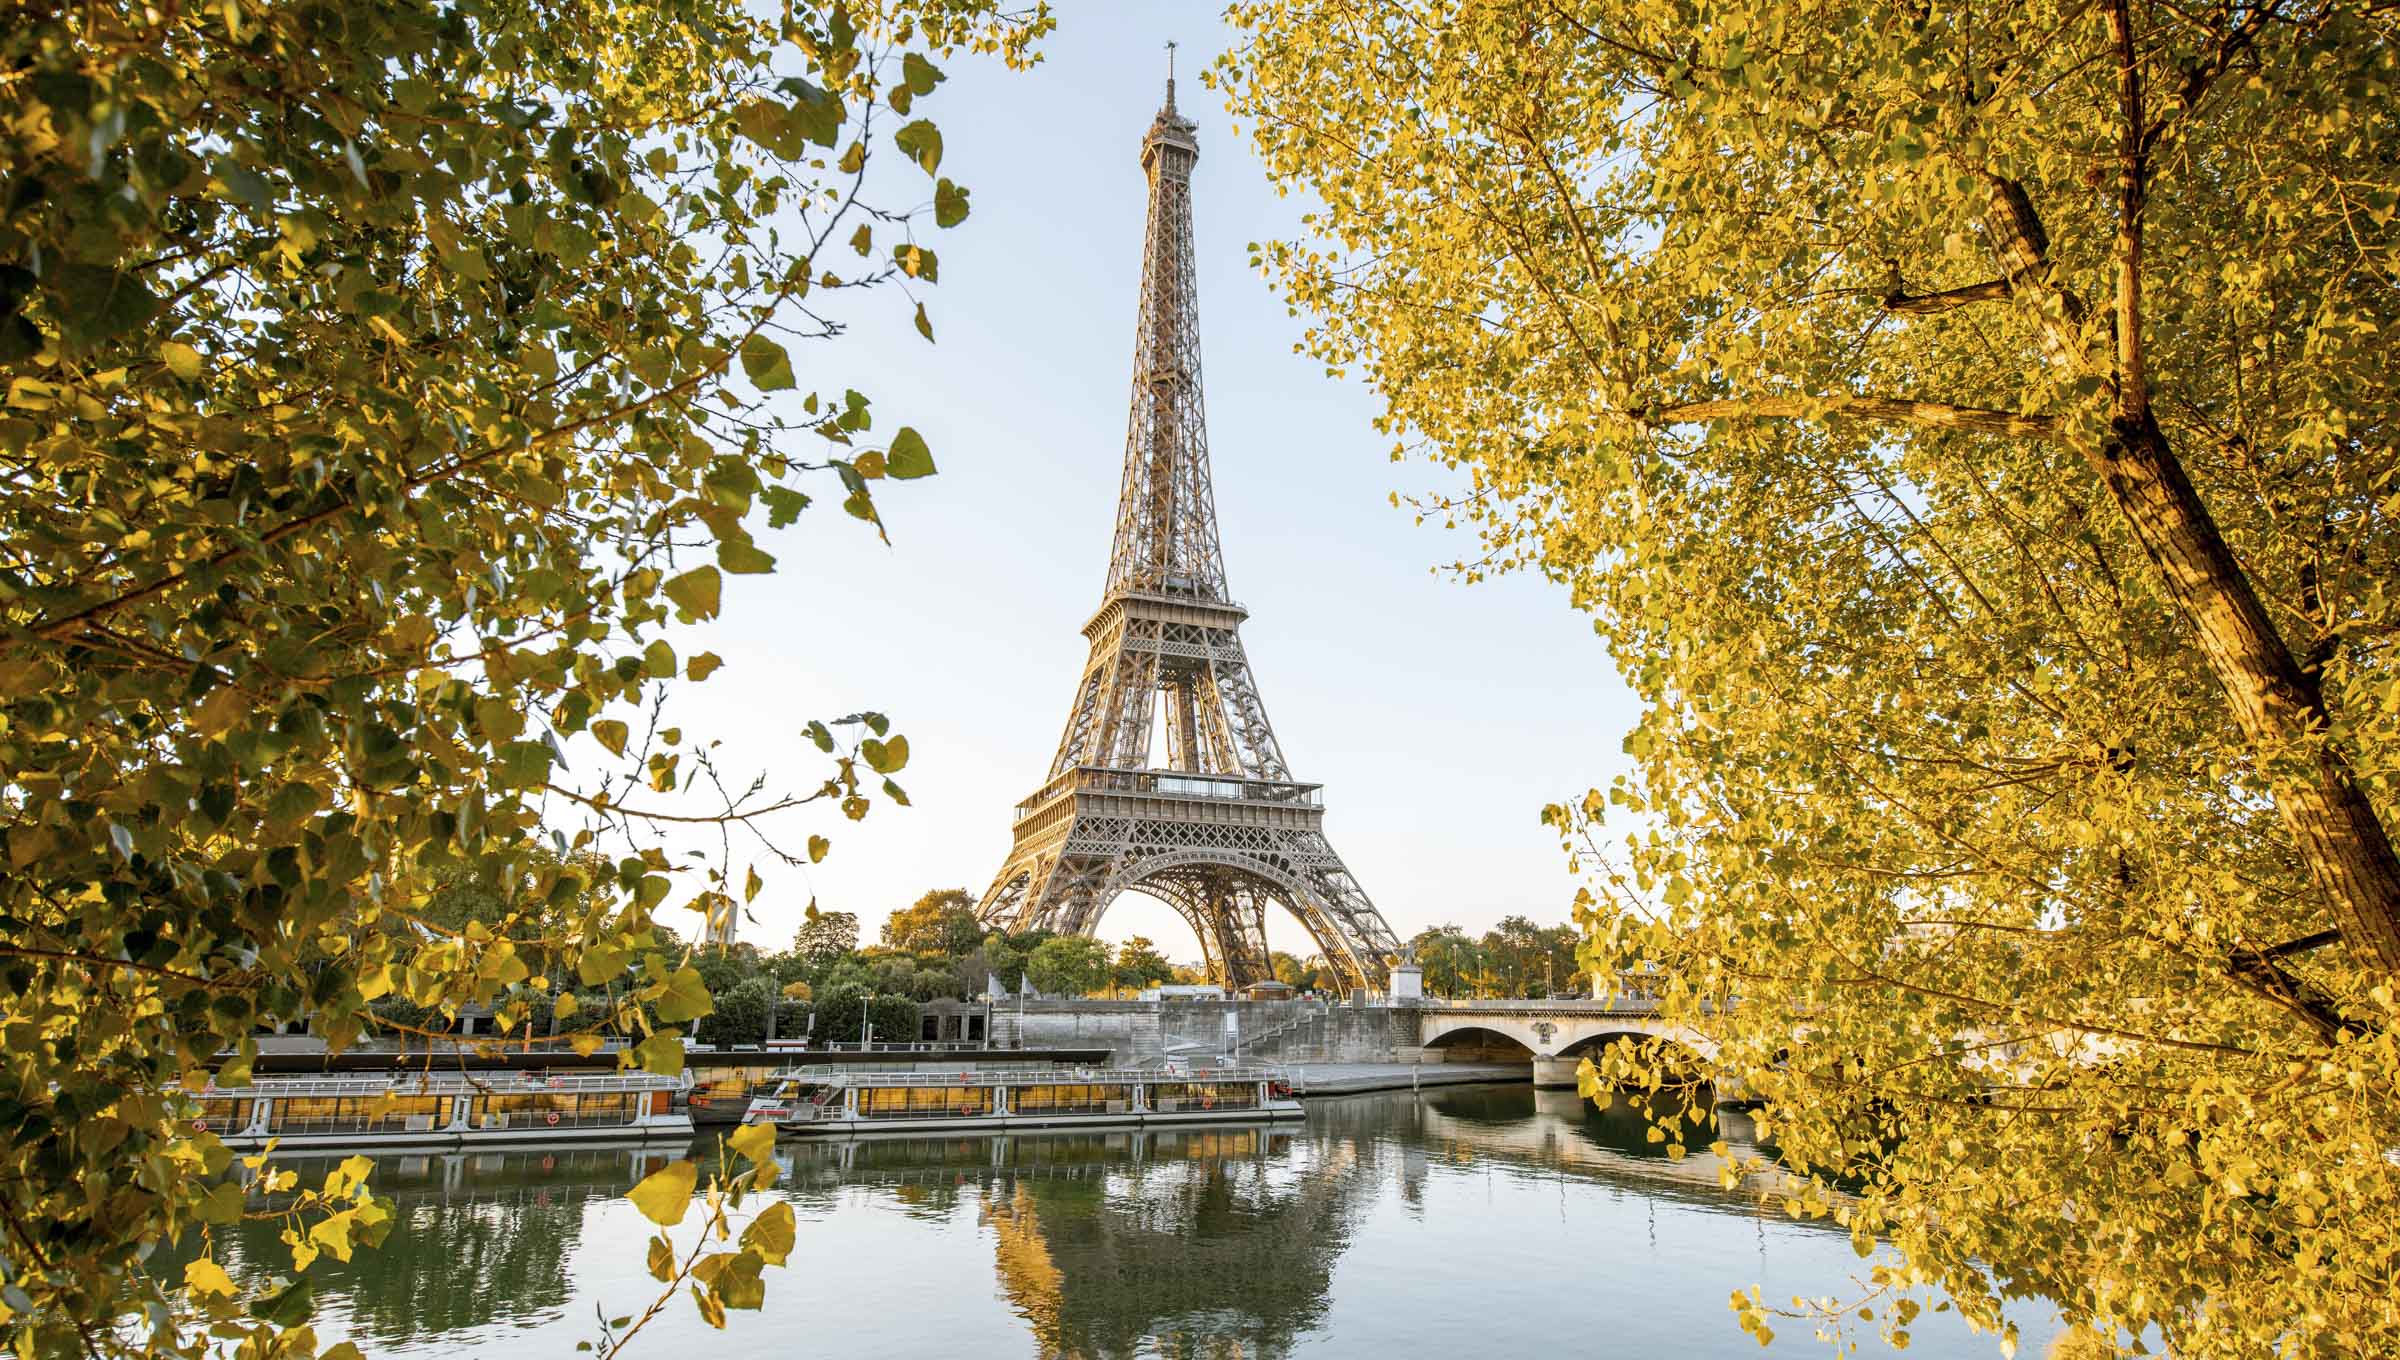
[1984,175,2400,981]
[2094,408,2400,979]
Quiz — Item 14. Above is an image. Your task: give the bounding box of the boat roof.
[759,1065,1293,1088]
[199,1072,680,1097]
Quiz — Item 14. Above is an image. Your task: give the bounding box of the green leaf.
[914,303,935,342]
[161,340,204,380]
[196,1181,245,1225]
[717,541,776,574]
[740,334,795,391]
[775,77,844,147]
[894,120,943,175]
[47,264,160,346]
[862,734,910,773]
[903,52,945,96]
[654,964,714,1023]
[575,944,630,987]
[887,428,936,479]
[248,1276,315,1327]
[663,565,723,620]
[627,1160,698,1226]
[892,244,938,282]
[687,652,724,681]
[633,1030,686,1078]
[495,741,555,789]
[934,179,970,228]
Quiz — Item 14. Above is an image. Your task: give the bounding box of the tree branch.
[1635,395,2055,440]
[1881,277,2012,315]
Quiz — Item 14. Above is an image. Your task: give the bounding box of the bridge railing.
[1416,996,1665,1014]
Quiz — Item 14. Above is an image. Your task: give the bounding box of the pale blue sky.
[626,3,1643,962]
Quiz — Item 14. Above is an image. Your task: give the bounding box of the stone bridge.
[1409,998,1716,1090]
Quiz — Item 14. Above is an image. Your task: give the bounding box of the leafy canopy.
[1220,2,2400,1356]
[0,0,1046,1350]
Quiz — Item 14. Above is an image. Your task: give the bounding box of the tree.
[1408,926,1478,998]
[1024,936,1112,998]
[696,976,777,1049]
[881,887,987,955]
[1113,936,1176,991]
[792,905,863,972]
[1268,951,1318,991]
[810,986,917,1045]
[1221,5,2400,1355]
[0,0,1048,1350]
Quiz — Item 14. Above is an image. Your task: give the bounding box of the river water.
[208,1085,2060,1357]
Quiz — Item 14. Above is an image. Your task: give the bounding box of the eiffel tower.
[977,64,1403,994]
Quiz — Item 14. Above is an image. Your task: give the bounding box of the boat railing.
[760,1065,1296,1090]
[204,1072,679,1098]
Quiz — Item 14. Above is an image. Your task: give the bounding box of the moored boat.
[186,1072,692,1152]
[742,1065,1305,1135]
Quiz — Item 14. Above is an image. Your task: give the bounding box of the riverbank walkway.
[1290,1061,1530,1095]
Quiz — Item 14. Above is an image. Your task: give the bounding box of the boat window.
[1011,1084,1134,1116]
[188,1098,251,1134]
[266,1093,450,1134]
[1147,1082,1261,1112]
[469,1090,640,1129]
[856,1085,994,1119]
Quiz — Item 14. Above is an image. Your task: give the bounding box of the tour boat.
[186,1072,693,1152]
[741,1065,1305,1136]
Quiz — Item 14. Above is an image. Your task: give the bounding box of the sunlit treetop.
[1218,3,2399,1356]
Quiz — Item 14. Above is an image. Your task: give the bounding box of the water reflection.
[193,1146,670,1345]
[774,1126,1357,1358]
[179,1087,2043,1359]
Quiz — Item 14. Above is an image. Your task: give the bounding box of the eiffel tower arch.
[978,70,1403,993]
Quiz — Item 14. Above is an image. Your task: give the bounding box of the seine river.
[209,1086,2060,1357]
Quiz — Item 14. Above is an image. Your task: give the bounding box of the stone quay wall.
[992,998,1422,1065]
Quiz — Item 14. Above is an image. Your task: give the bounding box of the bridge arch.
[1556,1028,1715,1087]
[1421,1015,1557,1057]
[1420,1024,1539,1062]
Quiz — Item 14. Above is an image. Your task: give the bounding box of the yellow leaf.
[310,1211,355,1262]
[161,340,204,379]
[591,719,629,757]
[184,1257,237,1298]
[740,1200,795,1266]
[727,1121,775,1166]
[628,1160,698,1226]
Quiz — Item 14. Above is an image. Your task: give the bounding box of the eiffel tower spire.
[976,81,1403,993]
[1106,40,1223,605]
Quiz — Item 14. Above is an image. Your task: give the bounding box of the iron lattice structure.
[977,78,1403,993]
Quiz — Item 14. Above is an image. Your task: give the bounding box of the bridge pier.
[1532,1057,1582,1090]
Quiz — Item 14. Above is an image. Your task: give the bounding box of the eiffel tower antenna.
[976,82,1404,993]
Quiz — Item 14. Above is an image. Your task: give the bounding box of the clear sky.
[624,3,1645,963]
